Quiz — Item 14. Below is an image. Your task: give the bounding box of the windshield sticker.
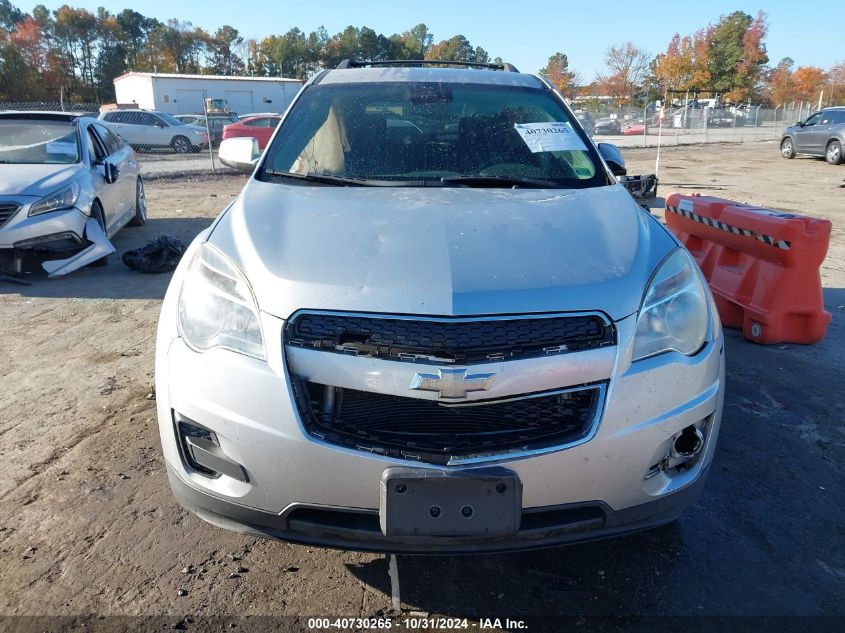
[514,122,587,153]
[46,141,76,155]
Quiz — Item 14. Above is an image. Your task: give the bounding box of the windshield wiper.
[264,170,374,186]
[264,170,442,187]
[441,175,561,189]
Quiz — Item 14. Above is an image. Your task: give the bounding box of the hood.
[185,124,209,133]
[208,181,677,321]
[0,163,83,198]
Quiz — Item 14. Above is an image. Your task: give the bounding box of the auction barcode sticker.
[514,122,587,153]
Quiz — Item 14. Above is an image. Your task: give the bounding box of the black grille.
[295,382,602,465]
[0,203,19,228]
[285,313,614,363]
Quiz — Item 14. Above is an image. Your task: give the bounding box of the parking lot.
[1,141,843,630]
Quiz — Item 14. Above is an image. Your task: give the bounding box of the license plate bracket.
[379,467,522,537]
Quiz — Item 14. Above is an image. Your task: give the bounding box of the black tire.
[171,135,191,154]
[89,202,108,267]
[780,137,796,159]
[825,140,843,165]
[128,177,147,227]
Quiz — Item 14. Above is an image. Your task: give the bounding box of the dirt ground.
[1,142,843,631]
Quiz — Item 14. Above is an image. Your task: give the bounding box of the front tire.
[171,135,191,154]
[780,137,796,159]
[825,140,843,165]
[128,177,147,227]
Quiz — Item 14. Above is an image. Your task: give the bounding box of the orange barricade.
[664,194,832,344]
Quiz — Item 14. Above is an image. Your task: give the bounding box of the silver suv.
[99,110,210,153]
[156,60,725,553]
[781,106,845,164]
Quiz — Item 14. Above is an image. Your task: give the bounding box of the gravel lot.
[1,143,843,631]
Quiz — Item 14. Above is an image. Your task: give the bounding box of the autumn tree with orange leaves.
[654,28,712,94]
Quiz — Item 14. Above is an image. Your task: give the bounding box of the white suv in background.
[98,110,210,154]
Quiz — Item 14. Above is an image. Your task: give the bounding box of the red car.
[221,115,281,150]
[622,123,647,136]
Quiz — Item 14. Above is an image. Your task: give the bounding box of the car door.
[84,123,122,230]
[117,110,149,146]
[794,112,824,153]
[254,117,281,149]
[94,123,137,224]
[132,112,166,148]
[814,110,838,153]
[101,111,133,144]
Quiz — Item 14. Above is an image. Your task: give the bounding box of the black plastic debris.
[122,236,186,274]
[619,174,659,200]
[0,270,29,285]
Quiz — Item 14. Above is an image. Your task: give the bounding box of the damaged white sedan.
[0,112,145,277]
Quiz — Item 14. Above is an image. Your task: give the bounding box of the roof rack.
[335,59,519,72]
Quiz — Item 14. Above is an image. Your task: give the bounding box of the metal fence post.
[202,91,215,171]
[643,104,648,148]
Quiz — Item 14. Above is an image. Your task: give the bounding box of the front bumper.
[0,203,87,250]
[167,461,709,554]
[156,284,725,551]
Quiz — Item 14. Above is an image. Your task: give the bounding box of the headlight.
[632,248,708,361]
[28,182,80,216]
[177,243,265,360]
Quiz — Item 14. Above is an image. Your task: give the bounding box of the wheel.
[780,137,795,159]
[88,202,108,267]
[128,177,147,227]
[171,135,191,154]
[825,140,843,165]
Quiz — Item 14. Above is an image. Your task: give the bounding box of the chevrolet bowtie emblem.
[409,368,495,399]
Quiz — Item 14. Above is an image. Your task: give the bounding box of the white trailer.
[113,72,303,116]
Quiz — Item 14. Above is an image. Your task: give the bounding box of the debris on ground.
[0,270,29,285]
[122,236,186,274]
[619,174,659,199]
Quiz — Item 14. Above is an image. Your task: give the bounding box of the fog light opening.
[671,425,704,460]
[644,422,708,480]
[175,414,249,482]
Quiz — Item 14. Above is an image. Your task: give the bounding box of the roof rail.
[335,59,519,72]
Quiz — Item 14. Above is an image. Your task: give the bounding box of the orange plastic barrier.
[664,194,832,344]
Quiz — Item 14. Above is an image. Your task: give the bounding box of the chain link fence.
[0,101,222,176]
[570,103,806,148]
[1,99,826,174]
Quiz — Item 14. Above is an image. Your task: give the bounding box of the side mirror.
[797,121,805,127]
[597,142,626,176]
[219,137,260,172]
[104,162,119,184]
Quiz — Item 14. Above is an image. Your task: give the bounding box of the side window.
[103,111,118,122]
[138,113,159,127]
[266,117,281,128]
[804,113,821,127]
[243,118,258,127]
[86,127,107,162]
[819,111,835,125]
[94,123,122,154]
[832,111,845,125]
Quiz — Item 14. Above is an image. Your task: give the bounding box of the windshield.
[157,112,186,126]
[0,119,80,165]
[260,82,605,187]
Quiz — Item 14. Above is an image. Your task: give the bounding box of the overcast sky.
[17,0,844,77]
